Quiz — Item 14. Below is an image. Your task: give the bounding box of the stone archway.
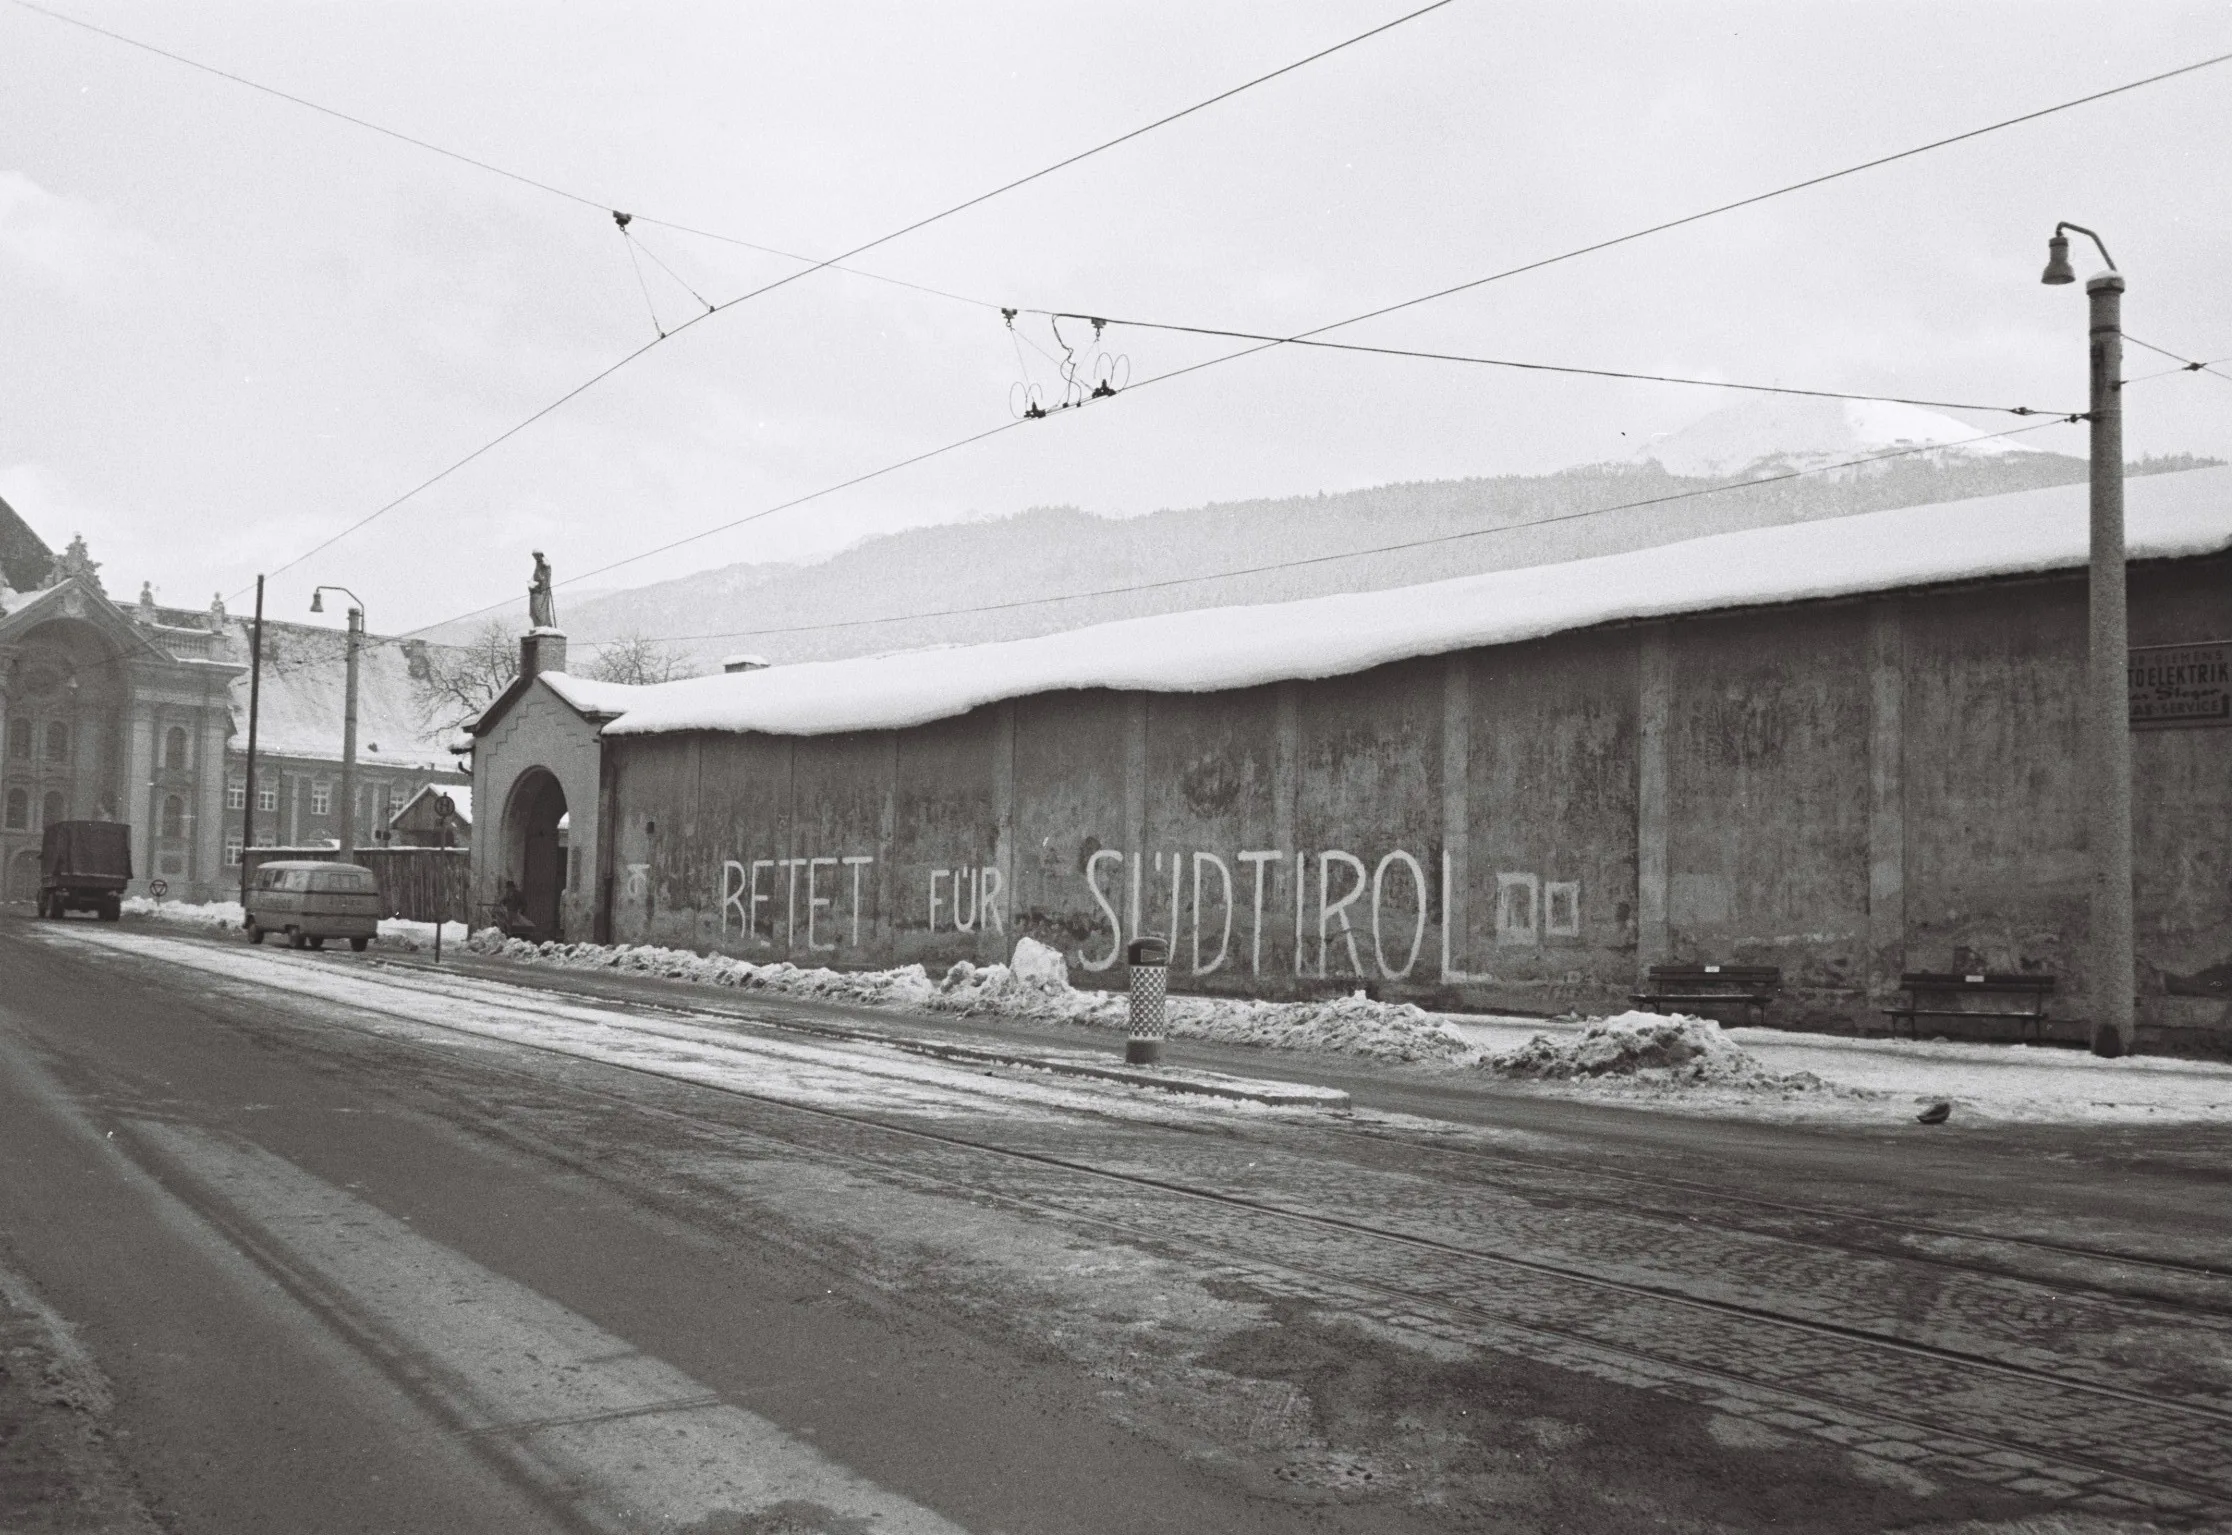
[506,768,568,941]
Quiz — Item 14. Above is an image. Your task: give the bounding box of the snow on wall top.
[606,465,2232,742]
[537,672,649,718]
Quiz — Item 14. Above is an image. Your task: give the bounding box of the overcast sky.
[4,1,2228,636]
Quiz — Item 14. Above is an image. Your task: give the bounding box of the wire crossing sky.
[3,2,2227,635]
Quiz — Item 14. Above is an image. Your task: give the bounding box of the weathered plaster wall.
[602,555,2232,1045]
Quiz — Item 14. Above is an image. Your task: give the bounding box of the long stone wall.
[602,554,2232,1044]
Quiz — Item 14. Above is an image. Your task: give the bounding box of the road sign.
[149,878,168,899]
[435,793,456,819]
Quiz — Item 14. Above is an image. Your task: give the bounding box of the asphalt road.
[4,912,2230,1534]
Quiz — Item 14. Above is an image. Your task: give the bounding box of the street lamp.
[2041,222,2131,1058]
[311,585,365,861]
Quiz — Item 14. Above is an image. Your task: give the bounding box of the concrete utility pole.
[2042,223,2133,1057]
[312,586,366,862]
[239,575,264,901]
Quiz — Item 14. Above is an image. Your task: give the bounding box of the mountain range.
[455,397,2209,670]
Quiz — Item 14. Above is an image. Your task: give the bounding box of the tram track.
[48,931,2232,1518]
[363,953,2232,1313]
[168,957,2232,1519]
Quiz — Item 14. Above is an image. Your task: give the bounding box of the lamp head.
[2040,232,2076,286]
[309,589,324,614]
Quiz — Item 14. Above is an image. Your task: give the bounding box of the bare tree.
[583,632,699,686]
[412,619,519,731]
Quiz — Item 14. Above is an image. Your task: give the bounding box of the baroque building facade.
[0,500,467,903]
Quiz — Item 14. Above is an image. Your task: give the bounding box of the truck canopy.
[41,821,133,883]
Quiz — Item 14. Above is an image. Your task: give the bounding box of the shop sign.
[2129,640,2232,728]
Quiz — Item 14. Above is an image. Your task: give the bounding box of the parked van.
[244,860,381,951]
[39,821,131,921]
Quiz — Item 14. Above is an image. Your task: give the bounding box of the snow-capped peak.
[1632,394,2046,479]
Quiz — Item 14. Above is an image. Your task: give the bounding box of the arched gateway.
[463,627,643,944]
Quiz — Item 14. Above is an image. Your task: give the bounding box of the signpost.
[2129,640,2232,729]
[433,794,456,963]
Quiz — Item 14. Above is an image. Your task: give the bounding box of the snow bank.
[120,896,242,932]
[463,930,1478,1064]
[120,896,466,952]
[1481,1012,1832,1093]
[605,467,2232,739]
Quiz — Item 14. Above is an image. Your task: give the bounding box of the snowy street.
[5,912,2231,1533]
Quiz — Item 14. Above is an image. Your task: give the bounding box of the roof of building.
[391,781,472,827]
[216,621,455,769]
[467,667,649,737]
[605,464,2232,741]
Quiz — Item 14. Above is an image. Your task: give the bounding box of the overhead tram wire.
[1008,316,2068,418]
[205,0,1464,597]
[598,417,2087,647]
[2126,335,2232,386]
[218,32,2221,619]
[13,0,1458,321]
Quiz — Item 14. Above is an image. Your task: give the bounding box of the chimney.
[722,653,770,674]
[521,629,569,680]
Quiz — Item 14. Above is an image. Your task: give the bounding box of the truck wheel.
[349,937,369,953]
[308,936,326,951]
[99,898,120,922]
[245,919,265,945]
[287,928,307,950]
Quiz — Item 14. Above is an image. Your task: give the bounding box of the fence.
[241,846,470,924]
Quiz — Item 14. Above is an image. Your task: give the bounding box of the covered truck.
[39,820,131,921]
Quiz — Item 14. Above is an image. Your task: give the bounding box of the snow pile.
[120,896,243,932]
[461,931,1476,1064]
[602,468,2232,740]
[120,896,466,952]
[1482,1012,1831,1092]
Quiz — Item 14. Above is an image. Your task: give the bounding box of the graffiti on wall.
[721,855,876,950]
[1082,847,1578,981]
[708,843,1577,979]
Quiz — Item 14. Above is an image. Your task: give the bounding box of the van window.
[311,866,376,893]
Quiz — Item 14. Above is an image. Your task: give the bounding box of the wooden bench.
[1631,964,1781,1025]
[1883,972,2054,1042]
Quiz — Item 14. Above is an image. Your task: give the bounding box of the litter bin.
[1125,935,1168,1065]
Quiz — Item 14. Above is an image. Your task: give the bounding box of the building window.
[224,837,243,867]
[6,721,27,760]
[255,832,277,848]
[160,795,185,839]
[44,721,68,762]
[164,726,189,770]
[389,783,407,815]
[311,781,332,815]
[227,776,246,810]
[3,788,24,830]
[42,790,65,828]
[259,782,278,812]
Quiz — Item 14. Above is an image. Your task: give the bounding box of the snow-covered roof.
[391,781,472,826]
[605,466,2232,741]
[233,624,454,769]
[537,671,649,718]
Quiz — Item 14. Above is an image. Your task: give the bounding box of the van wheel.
[246,919,265,945]
[349,937,369,953]
[287,928,307,950]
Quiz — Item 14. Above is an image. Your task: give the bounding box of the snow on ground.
[1447,1015,2232,1126]
[463,932,1477,1065]
[37,925,1310,1130]
[107,903,2232,1125]
[119,897,468,951]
